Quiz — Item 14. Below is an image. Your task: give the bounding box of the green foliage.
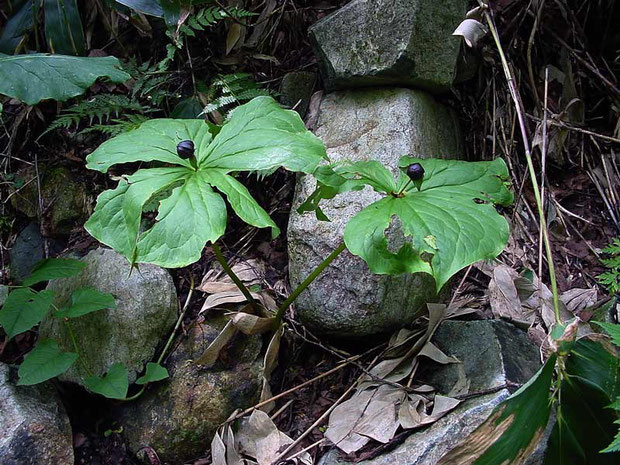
[0,54,130,105]
[0,0,84,55]
[54,288,117,319]
[598,237,620,295]
[17,339,78,386]
[160,5,255,71]
[440,355,556,464]
[302,157,513,291]
[23,258,87,286]
[0,288,56,339]
[44,0,85,55]
[439,337,620,464]
[203,73,272,116]
[84,363,129,399]
[45,60,173,136]
[546,338,620,463]
[0,258,125,396]
[85,96,327,268]
[135,362,169,384]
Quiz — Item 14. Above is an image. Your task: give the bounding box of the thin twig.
[479,0,562,323]
[271,357,379,465]
[226,351,365,423]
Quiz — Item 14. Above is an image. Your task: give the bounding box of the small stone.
[309,0,466,92]
[9,223,51,283]
[117,315,263,463]
[318,320,549,465]
[279,71,317,118]
[38,248,178,386]
[0,363,74,465]
[288,88,463,337]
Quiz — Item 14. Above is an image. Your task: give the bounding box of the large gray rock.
[39,248,178,386]
[309,0,466,92]
[288,89,463,337]
[0,364,74,465]
[117,316,263,464]
[319,320,548,465]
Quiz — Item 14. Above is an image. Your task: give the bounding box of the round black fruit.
[177,140,195,159]
[406,163,424,181]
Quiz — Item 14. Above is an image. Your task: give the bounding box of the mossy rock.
[10,166,88,236]
[117,315,263,464]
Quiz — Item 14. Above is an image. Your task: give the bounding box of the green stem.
[53,302,93,378]
[211,241,257,306]
[396,179,412,196]
[275,242,347,325]
[479,0,562,324]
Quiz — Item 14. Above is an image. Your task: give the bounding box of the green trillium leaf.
[84,362,129,399]
[54,287,116,319]
[312,157,513,291]
[135,362,169,385]
[17,339,78,385]
[0,54,130,105]
[0,288,55,339]
[23,258,86,286]
[85,96,326,268]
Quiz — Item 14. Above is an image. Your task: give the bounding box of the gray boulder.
[319,320,548,465]
[288,88,463,337]
[309,0,466,92]
[117,316,263,464]
[39,248,178,386]
[0,364,74,465]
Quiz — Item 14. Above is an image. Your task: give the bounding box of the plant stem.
[53,302,93,378]
[478,0,562,324]
[211,241,256,306]
[396,179,412,196]
[274,242,347,325]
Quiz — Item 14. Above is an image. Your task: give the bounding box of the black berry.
[177,140,195,159]
[406,163,424,181]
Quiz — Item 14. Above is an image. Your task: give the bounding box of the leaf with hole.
[0,288,55,339]
[85,96,327,268]
[17,339,78,385]
[308,157,513,291]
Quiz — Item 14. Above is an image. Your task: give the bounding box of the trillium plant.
[84,95,514,327]
[0,96,515,399]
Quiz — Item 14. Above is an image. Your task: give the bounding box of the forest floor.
[1,1,618,464]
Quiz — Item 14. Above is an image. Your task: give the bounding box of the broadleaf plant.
[0,257,125,396]
[303,157,513,291]
[85,96,327,268]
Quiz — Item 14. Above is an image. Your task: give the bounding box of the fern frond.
[203,73,273,116]
[45,94,145,135]
[80,114,149,136]
[598,237,620,295]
